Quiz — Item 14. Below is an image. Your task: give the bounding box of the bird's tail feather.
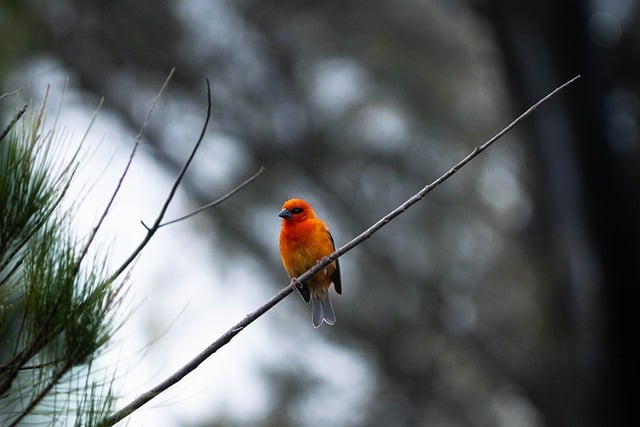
[311,292,335,328]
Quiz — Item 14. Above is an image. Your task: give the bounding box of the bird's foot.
[290,277,303,290]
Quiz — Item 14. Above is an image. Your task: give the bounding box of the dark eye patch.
[291,207,304,214]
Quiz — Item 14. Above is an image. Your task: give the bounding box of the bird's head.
[279,198,316,223]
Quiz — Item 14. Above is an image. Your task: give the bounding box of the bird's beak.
[278,208,292,219]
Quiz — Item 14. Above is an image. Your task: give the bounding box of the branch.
[107,75,211,283]
[0,104,28,142]
[320,74,581,270]
[99,75,580,426]
[78,68,175,273]
[143,166,265,229]
[0,89,21,100]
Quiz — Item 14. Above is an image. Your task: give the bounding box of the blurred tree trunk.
[477,1,640,425]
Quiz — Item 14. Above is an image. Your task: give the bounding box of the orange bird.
[279,198,342,327]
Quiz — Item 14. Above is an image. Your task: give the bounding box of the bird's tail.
[311,290,336,328]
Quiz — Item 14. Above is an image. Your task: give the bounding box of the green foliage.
[0,96,123,426]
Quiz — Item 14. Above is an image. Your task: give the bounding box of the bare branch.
[99,75,580,426]
[145,166,265,229]
[107,77,212,283]
[97,284,292,427]
[0,89,21,100]
[77,68,175,271]
[317,75,583,273]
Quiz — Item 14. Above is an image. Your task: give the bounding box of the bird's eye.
[291,207,304,214]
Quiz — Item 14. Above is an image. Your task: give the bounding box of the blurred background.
[1,0,639,426]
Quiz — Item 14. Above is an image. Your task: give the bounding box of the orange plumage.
[278,198,342,327]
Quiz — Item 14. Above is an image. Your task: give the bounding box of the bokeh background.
[1,1,639,426]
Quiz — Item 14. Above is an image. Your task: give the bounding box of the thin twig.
[0,89,21,100]
[99,75,580,427]
[107,77,212,283]
[77,68,175,271]
[0,104,28,142]
[144,166,265,229]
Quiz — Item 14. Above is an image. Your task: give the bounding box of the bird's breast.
[280,222,333,276]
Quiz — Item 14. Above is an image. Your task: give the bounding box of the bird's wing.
[328,231,342,294]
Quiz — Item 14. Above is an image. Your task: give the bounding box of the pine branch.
[7,360,73,427]
[98,75,581,426]
[1,86,128,425]
[0,104,28,142]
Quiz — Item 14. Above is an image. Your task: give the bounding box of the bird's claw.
[290,278,302,290]
[319,255,333,264]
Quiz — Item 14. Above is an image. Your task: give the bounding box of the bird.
[278,198,342,327]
